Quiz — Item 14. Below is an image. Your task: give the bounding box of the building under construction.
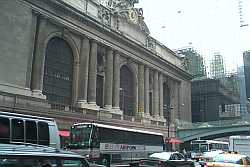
[176,47,207,80]
[210,53,225,79]
[243,51,250,101]
[175,49,241,122]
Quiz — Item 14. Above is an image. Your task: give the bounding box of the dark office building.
[243,51,250,101]
[192,78,240,122]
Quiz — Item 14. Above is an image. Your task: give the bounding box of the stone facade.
[0,0,192,137]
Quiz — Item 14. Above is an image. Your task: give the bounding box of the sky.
[135,0,250,73]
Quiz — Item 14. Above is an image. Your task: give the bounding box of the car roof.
[0,144,84,159]
[149,152,180,161]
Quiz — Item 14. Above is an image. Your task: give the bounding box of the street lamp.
[163,104,173,151]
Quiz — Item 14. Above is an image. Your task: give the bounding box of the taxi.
[206,152,250,167]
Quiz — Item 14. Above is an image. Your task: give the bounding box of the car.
[198,150,224,167]
[140,152,195,167]
[0,143,90,167]
[205,152,250,167]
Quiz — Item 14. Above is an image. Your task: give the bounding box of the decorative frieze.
[146,36,156,52]
[98,5,111,26]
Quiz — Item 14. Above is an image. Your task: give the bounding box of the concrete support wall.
[0,1,33,92]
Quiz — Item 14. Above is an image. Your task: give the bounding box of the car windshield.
[213,154,244,164]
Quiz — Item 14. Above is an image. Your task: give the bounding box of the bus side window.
[12,119,24,142]
[209,144,212,150]
[92,128,100,148]
[26,120,37,144]
[38,122,49,146]
[0,117,10,143]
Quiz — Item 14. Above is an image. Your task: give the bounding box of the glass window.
[191,144,199,152]
[63,159,87,167]
[0,117,10,143]
[71,126,92,146]
[176,153,185,160]
[200,144,208,152]
[120,65,135,116]
[12,119,24,142]
[170,154,177,160]
[43,37,73,105]
[213,154,243,164]
[26,120,37,144]
[91,127,100,148]
[38,122,49,146]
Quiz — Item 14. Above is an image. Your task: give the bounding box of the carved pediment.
[98,0,149,34]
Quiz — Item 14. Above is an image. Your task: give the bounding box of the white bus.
[68,122,164,166]
[190,140,228,159]
[0,111,60,149]
[229,136,250,157]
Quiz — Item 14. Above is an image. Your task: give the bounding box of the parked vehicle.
[229,136,250,157]
[198,150,224,167]
[0,143,89,167]
[0,111,60,149]
[206,152,250,167]
[190,140,228,160]
[68,122,164,166]
[140,152,195,167]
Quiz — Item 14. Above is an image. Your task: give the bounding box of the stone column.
[138,64,145,115]
[87,40,98,105]
[159,73,164,118]
[153,70,159,117]
[113,53,120,109]
[77,37,90,105]
[30,16,47,96]
[170,80,178,121]
[104,48,113,109]
[72,60,80,105]
[177,82,182,120]
[144,67,150,116]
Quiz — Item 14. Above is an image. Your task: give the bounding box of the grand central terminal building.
[0,0,192,137]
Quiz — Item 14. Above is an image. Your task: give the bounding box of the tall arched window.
[120,65,135,116]
[42,37,73,105]
[163,83,171,118]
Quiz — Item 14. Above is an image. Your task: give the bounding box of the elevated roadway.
[175,119,250,142]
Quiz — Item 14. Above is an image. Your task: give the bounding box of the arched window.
[163,83,171,118]
[42,37,73,105]
[120,65,135,116]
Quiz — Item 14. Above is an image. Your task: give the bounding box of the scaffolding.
[210,53,225,79]
[176,47,207,80]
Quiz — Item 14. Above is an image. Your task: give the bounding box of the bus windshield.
[191,143,208,152]
[69,125,92,148]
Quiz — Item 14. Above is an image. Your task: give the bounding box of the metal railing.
[174,118,250,129]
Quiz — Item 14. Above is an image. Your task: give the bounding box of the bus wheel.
[101,155,110,167]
